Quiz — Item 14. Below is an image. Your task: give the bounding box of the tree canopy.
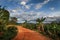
[0,6,17,40]
[0,6,9,24]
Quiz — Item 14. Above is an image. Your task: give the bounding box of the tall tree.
[36,17,46,32]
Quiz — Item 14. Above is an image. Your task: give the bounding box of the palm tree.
[36,17,46,32]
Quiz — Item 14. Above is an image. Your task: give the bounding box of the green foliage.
[22,18,46,31]
[23,23,37,30]
[36,17,46,23]
[0,26,17,40]
[44,22,60,40]
[0,6,17,40]
[36,17,46,28]
[36,18,46,33]
[8,17,17,25]
[0,25,6,32]
[0,7,9,24]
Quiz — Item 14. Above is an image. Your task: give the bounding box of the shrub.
[44,23,60,40]
[0,6,18,40]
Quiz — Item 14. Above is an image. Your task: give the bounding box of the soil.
[12,26,51,40]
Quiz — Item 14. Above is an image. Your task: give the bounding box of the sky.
[0,0,60,23]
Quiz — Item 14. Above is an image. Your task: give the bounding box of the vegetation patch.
[0,6,18,40]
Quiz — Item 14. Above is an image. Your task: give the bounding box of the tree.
[0,6,9,25]
[0,6,17,40]
[36,17,46,23]
[36,17,46,32]
[9,17,17,25]
[23,20,28,28]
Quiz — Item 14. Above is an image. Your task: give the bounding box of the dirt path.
[13,26,51,40]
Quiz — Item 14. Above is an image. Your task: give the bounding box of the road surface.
[13,26,51,40]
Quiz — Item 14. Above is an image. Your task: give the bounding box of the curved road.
[13,26,51,40]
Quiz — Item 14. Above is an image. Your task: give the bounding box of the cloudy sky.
[0,0,60,23]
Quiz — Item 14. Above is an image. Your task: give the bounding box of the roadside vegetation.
[0,6,60,40]
[21,17,60,40]
[0,6,17,40]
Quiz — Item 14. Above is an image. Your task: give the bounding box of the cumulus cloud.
[20,0,30,5]
[16,11,46,21]
[10,11,60,23]
[21,1,26,5]
[16,11,48,23]
[6,0,59,23]
[48,11,60,17]
[10,8,25,17]
[20,0,31,9]
[35,0,50,9]
[10,9,60,23]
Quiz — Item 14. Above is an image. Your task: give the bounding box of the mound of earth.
[12,26,51,40]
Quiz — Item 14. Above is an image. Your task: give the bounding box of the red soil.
[13,26,51,40]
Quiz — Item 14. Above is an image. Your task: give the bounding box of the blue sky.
[0,0,60,23]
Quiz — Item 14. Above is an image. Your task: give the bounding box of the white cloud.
[50,7,55,11]
[35,3,42,10]
[9,8,22,17]
[12,10,17,12]
[16,11,46,21]
[20,0,29,6]
[48,11,60,17]
[25,5,30,9]
[43,0,50,4]
[17,18,25,23]
[10,9,47,20]
[35,0,50,9]
[10,11,60,23]
[21,1,26,5]
[20,0,31,9]
[10,9,60,23]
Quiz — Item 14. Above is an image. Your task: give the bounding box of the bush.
[0,6,18,40]
[44,23,60,40]
[23,23,37,30]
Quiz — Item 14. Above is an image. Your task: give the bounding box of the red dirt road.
[13,26,51,40]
